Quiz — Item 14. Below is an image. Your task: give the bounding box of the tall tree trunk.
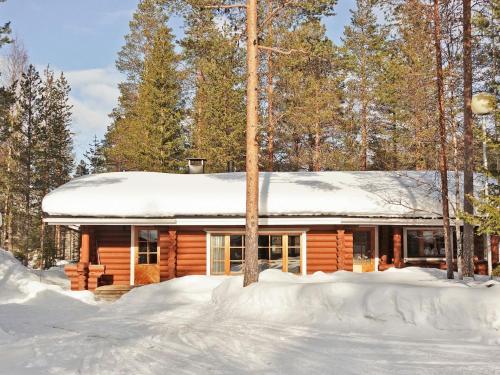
[312,90,321,172]
[313,121,321,172]
[25,102,32,261]
[40,218,45,269]
[266,52,274,171]
[2,143,12,251]
[360,46,368,170]
[462,0,474,277]
[55,225,61,259]
[266,0,274,172]
[243,0,260,287]
[452,117,463,280]
[433,0,453,279]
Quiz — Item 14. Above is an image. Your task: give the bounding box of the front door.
[353,228,375,272]
[135,228,160,285]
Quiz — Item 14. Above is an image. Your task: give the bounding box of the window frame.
[403,227,454,262]
[135,227,160,265]
[207,230,306,276]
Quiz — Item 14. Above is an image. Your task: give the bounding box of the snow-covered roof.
[42,170,475,221]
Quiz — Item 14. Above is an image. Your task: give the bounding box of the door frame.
[352,226,379,272]
[132,226,160,285]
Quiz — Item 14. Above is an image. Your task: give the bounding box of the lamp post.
[471,92,496,278]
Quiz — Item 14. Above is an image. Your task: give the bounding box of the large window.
[405,229,446,259]
[211,235,245,275]
[211,233,301,275]
[138,229,158,264]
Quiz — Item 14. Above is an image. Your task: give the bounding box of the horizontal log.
[307,248,337,255]
[103,265,129,270]
[177,260,206,267]
[307,243,337,249]
[177,234,205,241]
[177,245,204,250]
[307,234,337,242]
[177,249,205,255]
[104,270,130,276]
[177,253,206,260]
[176,265,206,272]
[307,259,337,268]
[307,253,338,260]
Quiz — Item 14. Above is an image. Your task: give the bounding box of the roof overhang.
[43,216,457,227]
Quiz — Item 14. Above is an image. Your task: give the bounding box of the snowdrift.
[210,269,500,332]
[0,249,94,304]
[112,275,227,313]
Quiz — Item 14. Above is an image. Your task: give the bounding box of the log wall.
[96,226,131,286]
[306,230,338,273]
[176,230,206,276]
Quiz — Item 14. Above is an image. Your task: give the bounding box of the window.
[230,235,245,273]
[406,229,445,259]
[211,233,301,275]
[210,235,245,275]
[353,231,372,261]
[138,229,158,264]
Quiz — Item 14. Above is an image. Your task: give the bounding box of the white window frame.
[205,229,308,276]
[403,227,454,262]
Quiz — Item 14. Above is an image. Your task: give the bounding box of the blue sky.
[0,0,355,161]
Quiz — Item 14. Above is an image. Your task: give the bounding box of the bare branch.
[259,0,295,30]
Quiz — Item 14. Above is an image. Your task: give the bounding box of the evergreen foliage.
[181,9,246,172]
[84,135,106,174]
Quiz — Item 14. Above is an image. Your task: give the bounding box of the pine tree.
[0,0,11,48]
[0,39,28,252]
[105,0,170,170]
[182,9,246,172]
[74,160,89,177]
[342,0,387,170]
[275,20,343,171]
[373,0,438,170]
[14,64,43,260]
[84,135,106,174]
[130,24,185,172]
[35,68,74,267]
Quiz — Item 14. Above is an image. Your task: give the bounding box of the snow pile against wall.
[0,249,94,304]
[42,170,482,219]
[112,275,227,314]
[210,269,500,332]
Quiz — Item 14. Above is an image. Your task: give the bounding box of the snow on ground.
[1,248,500,374]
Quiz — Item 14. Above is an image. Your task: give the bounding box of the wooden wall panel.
[307,230,338,273]
[159,228,177,281]
[96,226,130,286]
[176,231,206,276]
[342,231,353,272]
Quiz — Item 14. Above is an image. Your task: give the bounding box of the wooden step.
[94,285,133,302]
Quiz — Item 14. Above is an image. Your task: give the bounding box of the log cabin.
[41,170,499,291]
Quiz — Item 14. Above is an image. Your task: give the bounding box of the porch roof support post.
[80,226,90,264]
[75,226,91,290]
[393,227,403,268]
